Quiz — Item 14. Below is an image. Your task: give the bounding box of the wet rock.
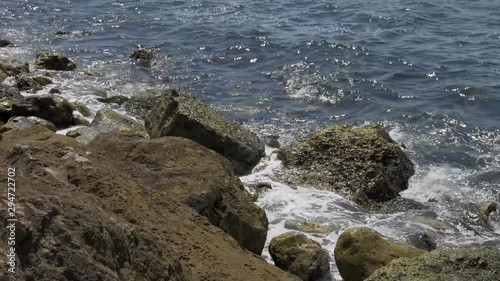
[284,220,333,234]
[366,247,500,281]
[35,52,77,71]
[49,88,61,94]
[277,125,415,210]
[15,75,53,92]
[87,132,269,255]
[0,97,16,122]
[0,58,30,77]
[334,227,425,281]
[481,201,497,219]
[269,232,330,281]
[403,232,437,251]
[145,90,265,175]
[0,39,13,47]
[130,47,154,67]
[123,88,158,117]
[376,197,426,213]
[0,116,56,133]
[0,69,6,83]
[73,114,90,126]
[416,215,459,233]
[73,101,92,117]
[90,108,148,138]
[11,95,74,127]
[0,84,21,99]
[263,135,281,148]
[97,95,130,105]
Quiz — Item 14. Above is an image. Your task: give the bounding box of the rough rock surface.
[0,58,29,77]
[0,127,300,281]
[73,101,92,117]
[269,232,330,281]
[0,116,56,132]
[277,125,415,209]
[87,132,269,255]
[90,108,148,137]
[366,247,500,281]
[334,227,425,281]
[11,95,74,127]
[0,97,16,123]
[130,48,154,67]
[0,85,21,99]
[35,52,77,71]
[145,90,265,175]
[97,95,130,105]
[15,75,53,92]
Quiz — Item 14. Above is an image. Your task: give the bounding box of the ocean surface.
[1,0,499,279]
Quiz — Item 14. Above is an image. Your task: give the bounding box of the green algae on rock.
[334,227,425,281]
[0,58,29,77]
[11,94,74,127]
[35,52,77,71]
[277,125,414,210]
[269,232,330,281]
[145,89,265,175]
[366,247,500,281]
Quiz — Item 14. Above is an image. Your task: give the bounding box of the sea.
[1,0,499,279]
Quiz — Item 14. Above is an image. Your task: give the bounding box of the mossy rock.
[366,247,500,281]
[90,108,148,138]
[284,220,334,234]
[277,125,415,210]
[15,75,53,92]
[35,52,76,71]
[73,101,92,117]
[0,58,29,77]
[0,116,56,133]
[269,232,330,281]
[11,95,74,127]
[334,227,425,281]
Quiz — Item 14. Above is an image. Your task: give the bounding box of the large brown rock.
[87,132,269,255]
[278,125,415,210]
[144,90,265,175]
[11,94,74,127]
[334,227,425,281]
[0,127,300,281]
[269,232,330,281]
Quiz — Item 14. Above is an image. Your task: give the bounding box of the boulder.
[145,90,265,175]
[15,75,53,92]
[277,125,415,209]
[90,108,148,138]
[269,232,330,281]
[334,227,425,281]
[0,127,300,281]
[73,114,90,126]
[366,247,500,281]
[0,58,29,77]
[35,52,76,71]
[0,116,56,133]
[73,101,92,117]
[11,95,74,127]
[0,38,13,47]
[87,133,269,255]
[0,97,16,122]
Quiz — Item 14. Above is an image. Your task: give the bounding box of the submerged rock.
[0,127,299,281]
[277,125,415,210]
[130,47,154,67]
[269,232,330,281]
[35,52,77,71]
[145,90,265,175]
[0,116,56,132]
[0,58,30,77]
[87,133,269,255]
[366,247,500,281]
[11,95,74,127]
[403,232,437,251]
[334,227,425,281]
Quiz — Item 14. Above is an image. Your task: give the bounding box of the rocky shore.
[1,47,499,281]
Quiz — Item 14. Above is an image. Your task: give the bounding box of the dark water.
[1,0,500,277]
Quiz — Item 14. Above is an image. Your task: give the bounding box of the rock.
[49,88,61,94]
[263,135,281,148]
[366,247,500,281]
[0,84,21,99]
[277,125,415,210]
[73,114,91,126]
[481,201,497,219]
[284,220,333,234]
[334,227,425,281]
[35,52,77,71]
[269,232,330,281]
[97,95,130,105]
[73,101,92,117]
[0,69,6,83]
[403,232,437,251]
[0,58,30,77]
[66,126,99,144]
[123,88,158,117]
[0,38,13,47]
[87,132,269,255]
[11,95,74,127]
[130,47,154,67]
[55,30,93,36]
[0,97,16,122]
[145,90,265,175]
[0,127,300,281]
[90,108,148,138]
[15,75,53,92]
[0,116,56,133]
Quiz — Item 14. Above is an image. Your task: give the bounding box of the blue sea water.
[1,0,499,279]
